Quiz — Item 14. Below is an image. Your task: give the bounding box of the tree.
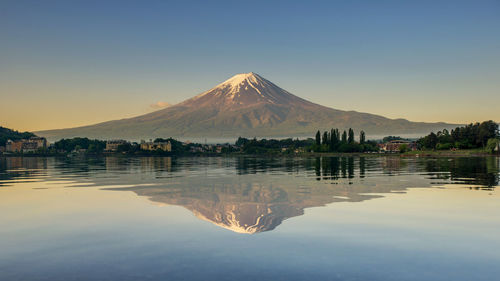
[53,137,105,153]
[235,137,249,147]
[315,131,321,146]
[478,121,498,147]
[322,131,329,146]
[383,136,404,143]
[399,144,409,153]
[420,120,498,150]
[486,138,499,154]
[330,128,338,151]
[329,129,334,150]
[359,130,366,144]
[341,130,347,143]
[348,128,354,144]
[428,132,438,149]
[116,143,133,153]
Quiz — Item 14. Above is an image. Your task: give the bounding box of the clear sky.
[1,0,499,131]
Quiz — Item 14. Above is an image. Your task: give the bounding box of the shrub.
[436,143,453,150]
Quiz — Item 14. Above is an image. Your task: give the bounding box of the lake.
[0,156,499,281]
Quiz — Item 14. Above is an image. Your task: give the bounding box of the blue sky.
[1,0,499,130]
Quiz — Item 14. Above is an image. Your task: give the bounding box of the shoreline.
[1,150,497,158]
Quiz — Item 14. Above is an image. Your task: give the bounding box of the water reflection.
[0,156,498,233]
[423,157,499,188]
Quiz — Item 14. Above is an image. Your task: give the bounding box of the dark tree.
[383,136,404,142]
[341,130,347,143]
[235,137,249,146]
[359,130,366,144]
[428,132,438,149]
[315,130,321,146]
[330,128,337,151]
[322,131,329,146]
[348,128,355,143]
[419,120,498,150]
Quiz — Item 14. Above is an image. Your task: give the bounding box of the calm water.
[0,156,499,281]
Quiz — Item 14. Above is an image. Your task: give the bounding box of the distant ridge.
[37,72,459,141]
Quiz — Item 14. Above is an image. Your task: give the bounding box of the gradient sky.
[1,0,499,131]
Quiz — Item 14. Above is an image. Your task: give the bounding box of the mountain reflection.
[0,156,498,233]
[116,182,314,234]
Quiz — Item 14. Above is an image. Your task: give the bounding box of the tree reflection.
[0,155,498,233]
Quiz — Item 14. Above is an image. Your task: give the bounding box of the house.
[105,140,128,151]
[379,140,417,152]
[140,140,172,152]
[5,137,47,153]
[189,146,204,153]
[29,137,47,149]
[6,140,22,152]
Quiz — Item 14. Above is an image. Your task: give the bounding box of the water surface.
[0,156,499,281]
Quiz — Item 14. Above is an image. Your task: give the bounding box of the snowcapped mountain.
[37,72,458,141]
[178,72,320,109]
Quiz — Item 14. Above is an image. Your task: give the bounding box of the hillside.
[0,126,36,146]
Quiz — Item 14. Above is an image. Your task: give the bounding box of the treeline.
[54,137,106,153]
[52,137,230,155]
[313,128,378,152]
[418,121,499,151]
[0,126,36,146]
[382,136,409,142]
[53,137,184,155]
[236,137,314,154]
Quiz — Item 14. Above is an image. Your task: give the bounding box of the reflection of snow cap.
[192,209,267,234]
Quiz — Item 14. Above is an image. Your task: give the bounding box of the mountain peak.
[217,72,264,89]
[179,72,308,109]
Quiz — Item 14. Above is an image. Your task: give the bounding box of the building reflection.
[0,157,48,185]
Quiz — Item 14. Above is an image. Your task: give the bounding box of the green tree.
[428,132,438,149]
[383,136,404,143]
[486,138,499,154]
[322,131,329,146]
[330,128,339,152]
[341,130,347,143]
[329,129,334,151]
[348,128,354,144]
[359,130,366,144]
[235,137,249,146]
[315,131,321,146]
[478,121,498,147]
[399,144,409,153]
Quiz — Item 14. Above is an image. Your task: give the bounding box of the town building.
[140,140,172,152]
[5,140,22,152]
[216,145,223,153]
[378,140,417,152]
[5,137,47,153]
[105,140,128,151]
